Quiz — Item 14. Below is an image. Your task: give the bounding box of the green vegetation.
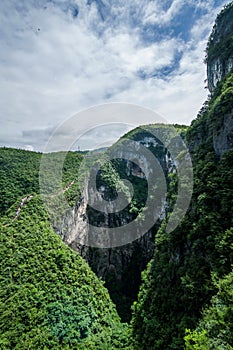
[0,148,133,348]
[0,148,83,216]
[119,123,189,142]
[1,4,233,348]
[187,72,233,143]
[0,148,41,214]
[131,66,233,349]
[205,2,233,64]
[0,196,130,349]
[185,266,233,349]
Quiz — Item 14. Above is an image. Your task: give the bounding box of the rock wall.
[189,4,233,157]
[207,57,233,93]
[56,131,173,321]
[213,111,233,156]
[206,4,233,93]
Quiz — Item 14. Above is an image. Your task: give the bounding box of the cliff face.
[206,3,233,93]
[189,4,233,157]
[57,129,176,321]
[207,57,233,93]
[213,111,233,156]
[194,68,233,156]
[58,187,156,322]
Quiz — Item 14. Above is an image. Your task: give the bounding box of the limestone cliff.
[206,3,233,93]
[189,3,233,157]
[57,129,176,321]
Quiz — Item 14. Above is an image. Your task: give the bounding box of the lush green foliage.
[120,123,188,142]
[0,148,83,216]
[0,148,41,214]
[185,265,233,349]
[187,72,233,145]
[131,64,233,349]
[0,196,130,349]
[205,2,233,64]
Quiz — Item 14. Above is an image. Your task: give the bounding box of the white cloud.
[142,0,187,25]
[0,0,230,151]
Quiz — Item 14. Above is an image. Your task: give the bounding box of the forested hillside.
[0,148,82,215]
[0,148,132,349]
[0,195,130,349]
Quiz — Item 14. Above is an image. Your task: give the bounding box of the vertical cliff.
[58,127,179,321]
[206,2,233,93]
[189,3,233,157]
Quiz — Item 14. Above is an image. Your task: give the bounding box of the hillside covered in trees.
[0,194,132,349]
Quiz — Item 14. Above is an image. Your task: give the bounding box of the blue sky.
[0,0,231,151]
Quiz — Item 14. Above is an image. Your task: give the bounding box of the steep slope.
[131,3,233,349]
[206,2,233,93]
[0,129,186,324]
[0,123,182,324]
[0,195,130,349]
[0,148,41,215]
[60,124,187,322]
[185,259,233,349]
[0,148,83,216]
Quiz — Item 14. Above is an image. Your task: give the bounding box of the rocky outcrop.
[188,107,233,158]
[188,4,233,157]
[206,4,233,93]
[207,57,233,93]
[56,130,175,321]
[213,111,233,156]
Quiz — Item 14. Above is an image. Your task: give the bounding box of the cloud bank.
[0,0,230,151]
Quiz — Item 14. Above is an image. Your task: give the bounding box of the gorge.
[0,2,233,349]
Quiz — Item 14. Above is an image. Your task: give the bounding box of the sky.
[0,0,231,151]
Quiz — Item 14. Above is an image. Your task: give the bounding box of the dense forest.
[0,3,233,349]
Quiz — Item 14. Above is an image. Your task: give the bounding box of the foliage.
[131,61,233,348]
[205,2,233,64]
[0,6,233,346]
[0,196,130,349]
[185,267,233,349]
[0,148,83,216]
[0,148,41,214]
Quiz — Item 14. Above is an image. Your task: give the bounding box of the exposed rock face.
[206,4,233,93]
[213,111,233,156]
[207,57,233,93]
[57,131,175,321]
[188,4,233,158]
[70,225,156,322]
[188,108,233,157]
[57,175,157,321]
